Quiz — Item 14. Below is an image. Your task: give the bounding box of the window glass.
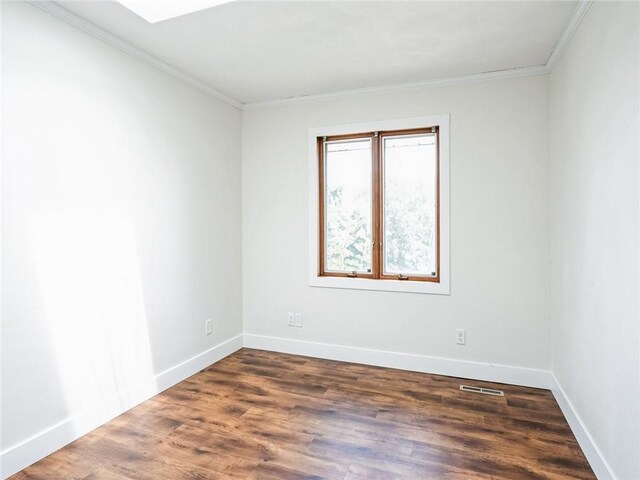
[324,139,373,273]
[382,134,437,276]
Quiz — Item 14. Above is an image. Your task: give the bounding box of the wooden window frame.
[318,126,440,283]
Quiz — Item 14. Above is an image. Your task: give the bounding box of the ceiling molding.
[545,0,593,71]
[28,0,593,111]
[242,65,550,110]
[26,0,244,110]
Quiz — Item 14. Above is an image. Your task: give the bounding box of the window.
[318,127,440,282]
[309,115,449,294]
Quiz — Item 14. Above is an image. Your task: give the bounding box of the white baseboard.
[0,334,243,480]
[550,373,616,480]
[242,333,552,389]
[154,334,243,392]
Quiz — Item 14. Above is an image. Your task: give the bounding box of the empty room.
[1,0,638,479]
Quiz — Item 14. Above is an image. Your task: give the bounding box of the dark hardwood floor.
[11,348,595,479]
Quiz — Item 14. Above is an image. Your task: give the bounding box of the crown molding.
[242,65,550,110]
[28,0,593,112]
[25,0,244,110]
[546,0,593,72]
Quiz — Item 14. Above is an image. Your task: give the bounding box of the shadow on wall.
[29,213,157,434]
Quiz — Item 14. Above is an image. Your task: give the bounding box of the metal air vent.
[459,385,504,396]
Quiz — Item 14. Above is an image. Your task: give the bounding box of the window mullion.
[372,131,382,279]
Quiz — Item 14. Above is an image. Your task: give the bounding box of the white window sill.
[309,275,450,295]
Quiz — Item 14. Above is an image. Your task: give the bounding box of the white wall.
[1,0,242,469]
[242,75,551,371]
[549,2,640,479]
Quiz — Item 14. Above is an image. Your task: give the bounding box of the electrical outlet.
[294,313,303,328]
[456,328,466,345]
[287,313,295,327]
[205,319,213,335]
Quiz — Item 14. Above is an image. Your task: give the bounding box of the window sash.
[321,135,374,276]
[379,130,439,280]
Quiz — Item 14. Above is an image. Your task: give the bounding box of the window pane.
[324,138,372,273]
[383,134,437,276]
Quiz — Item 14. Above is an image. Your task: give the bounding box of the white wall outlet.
[294,313,303,328]
[287,312,295,327]
[205,319,213,335]
[456,328,466,345]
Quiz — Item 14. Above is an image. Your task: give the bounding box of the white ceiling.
[59,1,578,105]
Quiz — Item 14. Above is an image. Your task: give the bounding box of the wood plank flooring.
[11,349,595,479]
